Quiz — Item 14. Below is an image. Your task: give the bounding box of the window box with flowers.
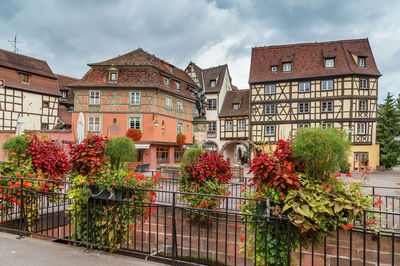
[126,128,142,142]
[176,133,186,146]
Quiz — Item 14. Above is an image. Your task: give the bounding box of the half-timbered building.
[55,74,78,130]
[70,48,198,170]
[219,89,250,164]
[249,39,381,170]
[185,62,233,153]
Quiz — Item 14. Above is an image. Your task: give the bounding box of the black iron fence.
[0,176,400,265]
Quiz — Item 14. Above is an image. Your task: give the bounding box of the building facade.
[185,62,233,153]
[70,48,198,170]
[249,39,381,170]
[55,74,78,130]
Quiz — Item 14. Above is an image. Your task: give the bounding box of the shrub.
[187,153,232,184]
[126,128,142,142]
[292,127,350,181]
[2,135,29,157]
[105,137,137,170]
[181,147,203,167]
[69,135,106,176]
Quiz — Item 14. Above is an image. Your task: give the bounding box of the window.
[177,122,183,134]
[21,74,30,84]
[271,66,277,72]
[174,82,180,90]
[130,92,141,105]
[299,124,310,129]
[357,123,366,134]
[233,103,239,110]
[325,58,335,68]
[238,120,245,131]
[299,102,310,113]
[177,100,183,112]
[208,121,217,131]
[163,77,170,87]
[61,90,67,99]
[321,101,333,112]
[42,101,49,108]
[41,123,49,130]
[299,82,310,92]
[265,104,275,115]
[156,146,169,162]
[360,79,368,89]
[186,124,190,131]
[321,80,333,91]
[174,147,184,162]
[359,100,368,111]
[210,80,216,87]
[166,97,172,109]
[169,66,174,74]
[208,99,217,110]
[129,117,141,129]
[89,90,100,105]
[265,125,275,136]
[225,121,233,131]
[283,62,292,72]
[265,84,275,94]
[88,117,101,132]
[322,123,333,129]
[109,71,118,82]
[358,57,366,67]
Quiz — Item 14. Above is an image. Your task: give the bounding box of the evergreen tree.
[376,93,400,169]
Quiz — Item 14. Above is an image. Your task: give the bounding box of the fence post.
[172,191,177,264]
[86,197,90,250]
[17,178,24,239]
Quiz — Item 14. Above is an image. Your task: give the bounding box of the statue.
[189,87,207,119]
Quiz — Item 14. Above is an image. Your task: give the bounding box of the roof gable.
[219,89,250,117]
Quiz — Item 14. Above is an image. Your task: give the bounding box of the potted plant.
[126,128,142,142]
[176,133,186,146]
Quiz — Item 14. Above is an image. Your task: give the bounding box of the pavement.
[0,232,166,266]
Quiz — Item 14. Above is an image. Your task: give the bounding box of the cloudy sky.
[1,0,399,102]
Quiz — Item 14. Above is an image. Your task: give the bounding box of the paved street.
[0,232,165,266]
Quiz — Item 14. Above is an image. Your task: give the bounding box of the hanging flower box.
[176,133,186,146]
[126,128,142,141]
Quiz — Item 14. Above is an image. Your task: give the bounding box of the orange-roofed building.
[69,48,199,170]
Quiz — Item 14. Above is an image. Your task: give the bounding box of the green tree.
[376,93,400,169]
[105,137,137,170]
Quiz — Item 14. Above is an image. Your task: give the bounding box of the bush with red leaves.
[27,133,70,180]
[185,152,232,184]
[69,136,106,176]
[249,140,302,193]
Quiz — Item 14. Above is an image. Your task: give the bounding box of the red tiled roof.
[58,104,72,126]
[0,48,57,79]
[185,62,230,93]
[219,89,250,117]
[72,48,197,100]
[249,38,381,84]
[56,74,78,105]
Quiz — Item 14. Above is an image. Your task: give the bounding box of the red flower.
[341,223,345,229]
[240,235,245,242]
[346,173,352,177]
[280,194,285,199]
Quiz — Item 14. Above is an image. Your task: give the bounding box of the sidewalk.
[0,232,165,266]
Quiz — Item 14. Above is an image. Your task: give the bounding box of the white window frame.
[299,82,310,92]
[89,90,100,105]
[265,84,275,95]
[225,121,233,131]
[208,121,217,131]
[210,80,216,87]
[208,99,217,110]
[271,66,277,72]
[299,124,310,129]
[166,97,172,110]
[325,58,335,68]
[265,104,275,115]
[128,117,141,129]
[360,79,368,89]
[299,102,310,114]
[88,116,101,132]
[109,71,118,82]
[321,101,333,112]
[321,80,333,91]
[357,123,366,135]
[359,100,368,111]
[238,120,245,131]
[322,123,333,129]
[233,103,239,110]
[177,122,183,134]
[177,100,183,112]
[283,62,292,72]
[61,90,67,99]
[358,57,366,67]
[265,125,275,136]
[130,92,141,105]
[174,82,180,90]
[164,77,170,87]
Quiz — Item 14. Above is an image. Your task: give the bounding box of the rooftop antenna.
[8,34,23,53]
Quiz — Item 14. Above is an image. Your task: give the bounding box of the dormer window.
[169,66,174,73]
[358,57,366,67]
[325,58,335,68]
[271,66,277,72]
[164,77,170,87]
[61,90,68,99]
[21,73,30,84]
[210,80,216,87]
[233,103,240,110]
[283,62,292,72]
[174,81,180,90]
[108,67,118,82]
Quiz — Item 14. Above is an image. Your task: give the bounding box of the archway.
[220,141,249,165]
[202,141,218,154]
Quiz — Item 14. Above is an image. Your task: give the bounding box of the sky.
[0,0,399,102]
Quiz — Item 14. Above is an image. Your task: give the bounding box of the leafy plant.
[181,147,204,167]
[2,135,29,158]
[105,137,137,170]
[126,128,142,142]
[292,127,350,181]
[176,133,186,146]
[69,135,106,176]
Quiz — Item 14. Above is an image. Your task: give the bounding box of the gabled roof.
[219,89,250,117]
[249,38,381,84]
[56,74,78,105]
[186,62,231,93]
[0,48,57,79]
